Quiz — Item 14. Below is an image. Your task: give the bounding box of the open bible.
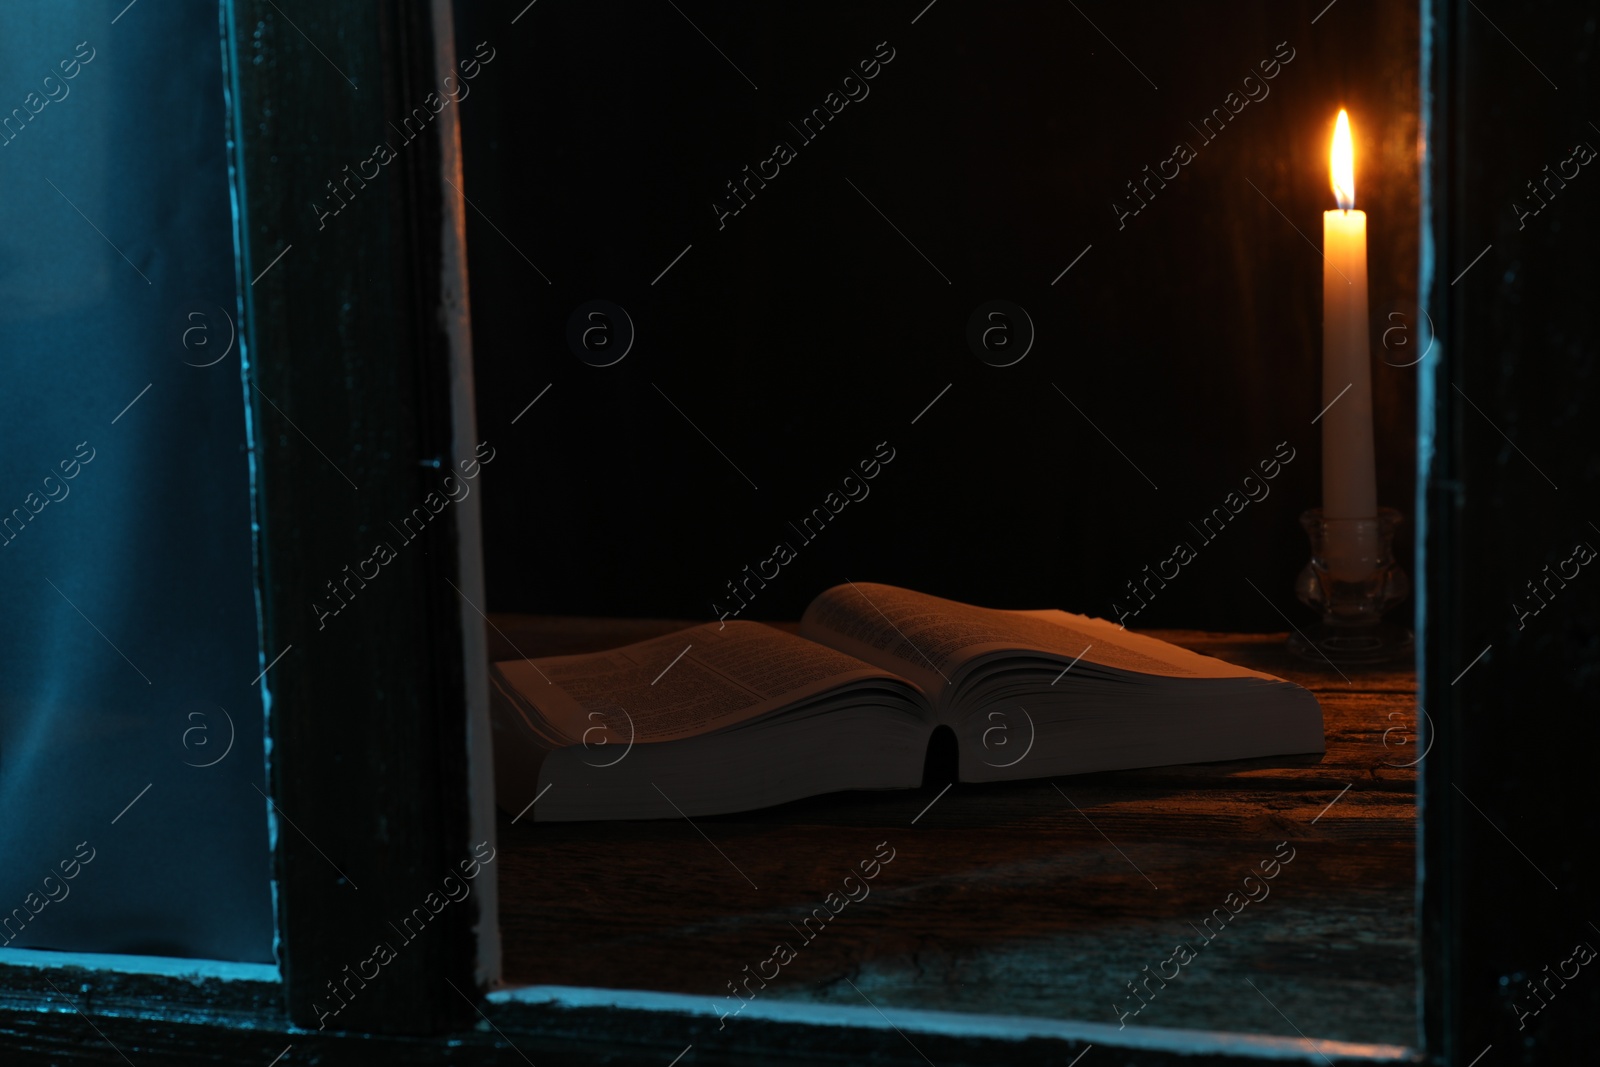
[489,583,1324,821]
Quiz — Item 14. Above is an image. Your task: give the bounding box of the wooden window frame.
[0,0,1573,1062]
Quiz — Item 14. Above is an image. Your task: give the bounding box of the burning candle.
[1321,109,1378,573]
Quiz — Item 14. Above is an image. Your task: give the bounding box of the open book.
[489,583,1324,821]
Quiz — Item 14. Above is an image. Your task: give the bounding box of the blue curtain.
[0,1,273,963]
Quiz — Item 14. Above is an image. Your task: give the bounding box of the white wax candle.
[1321,209,1377,520]
[1321,110,1378,579]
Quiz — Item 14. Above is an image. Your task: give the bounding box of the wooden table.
[488,618,1417,1047]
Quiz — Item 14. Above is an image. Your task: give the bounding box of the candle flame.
[1330,109,1355,210]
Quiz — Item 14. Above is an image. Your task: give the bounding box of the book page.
[1009,610,1273,679]
[800,583,1264,686]
[495,620,918,746]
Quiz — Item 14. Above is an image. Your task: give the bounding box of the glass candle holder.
[1288,507,1413,665]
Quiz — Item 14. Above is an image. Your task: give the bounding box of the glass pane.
[0,1,273,963]
[457,0,1417,1050]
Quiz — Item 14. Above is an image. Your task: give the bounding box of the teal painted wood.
[1420,0,1600,1063]
[219,0,480,1035]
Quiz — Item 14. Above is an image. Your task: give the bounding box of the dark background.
[456,0,1419,631]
